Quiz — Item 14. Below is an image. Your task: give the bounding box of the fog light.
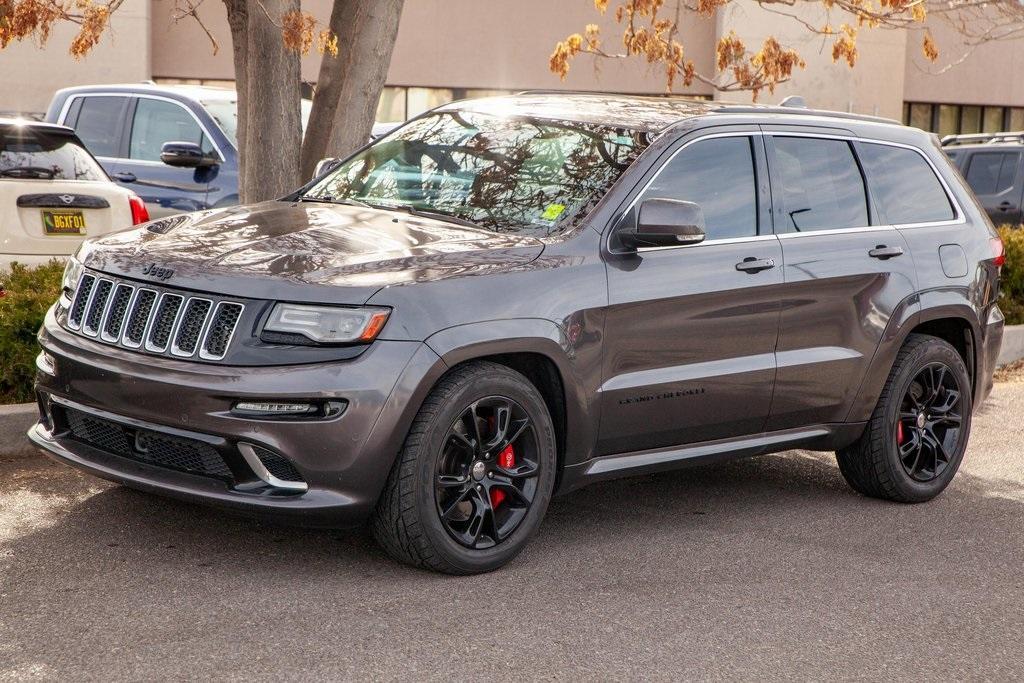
[232,401,316,416]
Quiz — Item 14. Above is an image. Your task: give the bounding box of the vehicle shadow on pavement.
[2,421,1023,679]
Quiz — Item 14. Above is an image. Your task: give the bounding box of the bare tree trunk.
[299,0,405,181]
[242,0,302,202]
[223,0,248,200]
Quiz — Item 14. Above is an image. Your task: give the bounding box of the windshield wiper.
[299,195,481,229]
[0,166,57,179]
[377,203,482,229]
[298,195,376,209]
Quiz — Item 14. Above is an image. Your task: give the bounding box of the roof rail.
[516,89,622,97]
[514,89,711,100]
[940,131,1024,146]
[714,105,899,125]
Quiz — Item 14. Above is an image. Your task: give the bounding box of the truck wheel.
[371,361,557,574]
[837,333,972,503]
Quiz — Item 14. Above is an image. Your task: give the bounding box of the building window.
[904,101,1024,137]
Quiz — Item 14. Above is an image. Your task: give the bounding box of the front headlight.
[59,257,83,307]
[264,303,390,344]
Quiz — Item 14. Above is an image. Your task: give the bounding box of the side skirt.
[556,422,867,495]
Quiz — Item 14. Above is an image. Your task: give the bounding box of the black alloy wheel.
[435,397,541,549]
[836,333,972,503]
[372,361,557,574]
[895,362,965,482]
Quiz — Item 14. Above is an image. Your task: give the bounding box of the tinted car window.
[642,136,757,239]
[73,96,127,158]
[0,126,106,181]
[858,143,955,224]
[772,137,868,232]
[965,152,1019,195]
[130,98,212,161]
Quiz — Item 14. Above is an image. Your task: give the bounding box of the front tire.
[371,361,557,574]
[836,333,972,503]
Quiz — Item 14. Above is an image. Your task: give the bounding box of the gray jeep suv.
[30,94,1005,574]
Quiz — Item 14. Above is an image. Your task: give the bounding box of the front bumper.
[31,308,442,527]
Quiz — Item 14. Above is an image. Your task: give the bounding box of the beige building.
[1,0,1020,137]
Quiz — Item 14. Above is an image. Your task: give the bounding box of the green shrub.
[0,260,63,404]
[998,225,1024,325]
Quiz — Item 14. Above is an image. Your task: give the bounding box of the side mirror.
[313,157,342,179]
[619,198,706,250]
[160,141,217,168]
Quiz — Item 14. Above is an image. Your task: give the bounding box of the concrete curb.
[0,402,38,462]
[998,324,1024,367]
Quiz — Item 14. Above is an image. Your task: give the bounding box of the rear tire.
[371,361,557,574]
[836,333,972,503]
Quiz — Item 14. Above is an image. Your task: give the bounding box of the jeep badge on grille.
[142,263,174,281]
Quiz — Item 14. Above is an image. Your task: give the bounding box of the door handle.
[111,171,137,183]
[735,257,776,273]
[998,201,1014,211]
[868,245,904,259]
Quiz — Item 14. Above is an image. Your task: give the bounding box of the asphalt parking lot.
[2,377,1023,681]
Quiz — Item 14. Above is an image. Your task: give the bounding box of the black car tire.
[371,361,557,574]
[836,333,972,503]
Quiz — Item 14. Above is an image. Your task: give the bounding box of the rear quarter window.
[0,126,107,181]
[857,143,955,225]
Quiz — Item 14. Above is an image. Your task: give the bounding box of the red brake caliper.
[897,420,905,446]
[490,444,515,509]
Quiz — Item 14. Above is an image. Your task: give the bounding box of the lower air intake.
[64,407,234,483]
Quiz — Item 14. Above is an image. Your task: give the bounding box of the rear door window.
[770,136,869,233]
[1,126,106,181]
[71,96,128,158]
[965,152,1020,195]
[641,136,758,239]
[129,98,214,162]
[857,143,955,224]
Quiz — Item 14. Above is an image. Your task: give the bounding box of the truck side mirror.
[160,141,217,168]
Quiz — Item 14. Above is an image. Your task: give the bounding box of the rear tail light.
[991,236,1005,268]
[128,195,150,225]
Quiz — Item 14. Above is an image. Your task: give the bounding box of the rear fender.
[845,288,983,422]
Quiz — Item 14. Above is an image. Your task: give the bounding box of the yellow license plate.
[42,210,86,235]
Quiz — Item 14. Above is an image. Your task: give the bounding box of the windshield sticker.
[541,204,566,222]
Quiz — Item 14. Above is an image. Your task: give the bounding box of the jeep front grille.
[65,271,244,362]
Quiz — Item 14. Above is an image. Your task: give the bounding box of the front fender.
[424,318,597,468]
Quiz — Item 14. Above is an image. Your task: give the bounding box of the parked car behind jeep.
[45,84,396,219]
[30,94,1004,574]
[1,118,149,271]
[943,132,1024,224]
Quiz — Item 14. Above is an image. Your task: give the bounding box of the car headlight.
[59,257,83,307]
[264,303,390,344]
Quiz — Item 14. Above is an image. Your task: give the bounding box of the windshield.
[202,98,313,147]
[0,126,106,181]
[301,110,648,235]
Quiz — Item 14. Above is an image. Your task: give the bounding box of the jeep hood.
[77,201,545,304]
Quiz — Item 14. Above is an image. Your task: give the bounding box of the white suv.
[0,118,148,270]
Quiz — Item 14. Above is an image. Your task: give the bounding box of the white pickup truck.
[1,118,148,271]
